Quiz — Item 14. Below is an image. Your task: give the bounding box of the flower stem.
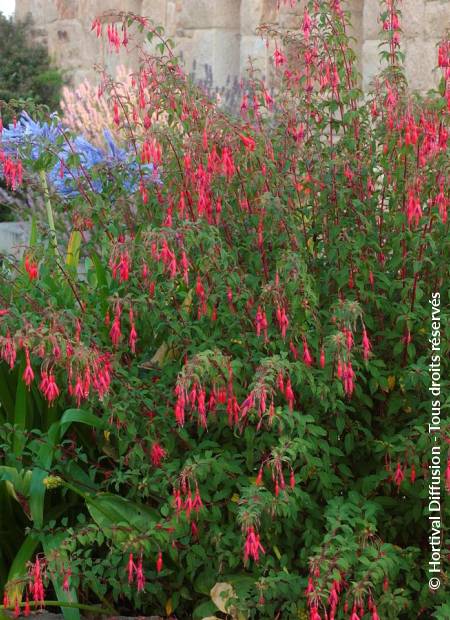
[39,170,58,256]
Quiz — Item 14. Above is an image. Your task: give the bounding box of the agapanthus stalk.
[39,170,58,257]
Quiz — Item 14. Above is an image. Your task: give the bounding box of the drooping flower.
[150,442,166,467]
[302,337,313,366]
[24,255,38,281]
[156,550,163,574]
[273,48,287,67]
[243,526,265,562]
[136,555,145,592]
[239,133,256,152]
[393,461,404,489]
[362,328,372,360]
[22,349,35,388]
[127,552,135,584]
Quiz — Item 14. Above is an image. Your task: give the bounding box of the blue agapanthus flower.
[0,111,61,160]
[1,112,161,198]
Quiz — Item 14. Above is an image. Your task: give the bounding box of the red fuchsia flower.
[92,353,112,400]
[150,442,166,467]
[62,568,71,592]
[372,607,380,620]
[142,138,162,166]
[320,348,325,369]
[24,596,30,617]
[136,555,145,592]
[181,250,189,284]
[276,305,289,338]
[24,255,38,281]
[393,461,404,489]
[255,306,268,339]
[273,47,287,68]
[174,386,186,426]
[406,188,422,227]
[22,348,34,388]
[113,101,120,126]
[362,328,372,361]
[193,485,203,512]
[438,41,450,68]
[277,370,284,393]
[74,374,84,407]
[302,337,313,366]
[1,332,17,369]
[156,550,163,574]
[309,607,321,620]
[305,576,315,597]
[109,305,122,347]
[243,526,265,563]
[191,520,199,539]
[127,552,135,584]
[289,340,299,360]
[91,17,102,37]
[1,156,23,190]
[221,146,235,181]
[30,557,45,603]
[239,133,256,152]
[383,576,389,592]
[285,377,294,411]
[107,23,121,52]
[129,307,137,353]
[302,7,313,40]
[256,465,264,486]
[410,463,416,484]
[342,361,355,396]
[289,468,295,489]
[350,605,360,620]
[39,371,59,405]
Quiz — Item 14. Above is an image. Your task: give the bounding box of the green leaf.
[29,468,47,528]
[85,493,158,542]
[42,534,80,620]
[65,230,82,270]
[60,408,105,436]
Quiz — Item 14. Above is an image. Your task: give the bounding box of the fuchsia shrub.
[0,1,449,618]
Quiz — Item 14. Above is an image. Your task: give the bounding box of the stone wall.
[15,0,450,92]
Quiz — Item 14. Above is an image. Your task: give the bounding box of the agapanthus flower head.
[1,111,161,199]
[0,111,61,160]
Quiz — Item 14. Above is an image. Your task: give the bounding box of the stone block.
[46,19,91,71]
[401,0,425,38]
[212,29,241,86]
[240,34,269,77]
[404,37,440,91]
[424,0,450,39]
[361,39,382,90]
[15,0,59,23]
[176,0,241,30]
[0,222,30,260]
[176,28,240,88]
[141,0,167,27]
[362,0,382,41]
[240,0,278,36]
